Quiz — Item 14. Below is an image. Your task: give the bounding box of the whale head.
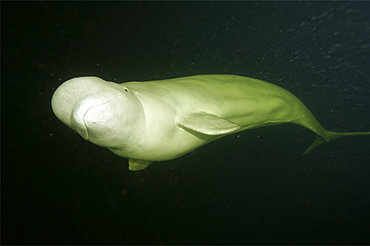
[52,77,143,148]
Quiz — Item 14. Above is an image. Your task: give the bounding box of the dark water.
[2,2,370,244]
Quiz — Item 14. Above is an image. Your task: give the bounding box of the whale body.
[51,74,370,171]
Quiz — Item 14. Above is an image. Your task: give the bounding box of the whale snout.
[51,77,110,127]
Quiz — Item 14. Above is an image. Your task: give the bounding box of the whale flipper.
[128,159,152,171]
[178,112,241,135]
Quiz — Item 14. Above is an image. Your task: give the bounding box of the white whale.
[51,74,370,171]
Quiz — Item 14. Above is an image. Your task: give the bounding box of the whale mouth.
[70,99,95,140]
[70,89,122,140]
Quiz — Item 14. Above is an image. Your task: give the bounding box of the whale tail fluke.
[302,130,370,155]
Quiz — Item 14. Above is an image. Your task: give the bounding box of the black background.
[2,1,370,244]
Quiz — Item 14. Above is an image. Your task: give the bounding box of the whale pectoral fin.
[128,159,152,171]
[178,112,241,135]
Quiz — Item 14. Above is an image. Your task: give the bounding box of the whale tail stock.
[302,130,370,155]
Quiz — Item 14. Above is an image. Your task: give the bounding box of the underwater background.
[2,1,370,244]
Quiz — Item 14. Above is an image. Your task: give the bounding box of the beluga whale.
[51,74,370,171]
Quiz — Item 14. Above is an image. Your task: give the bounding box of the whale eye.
[124,88,129,92]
